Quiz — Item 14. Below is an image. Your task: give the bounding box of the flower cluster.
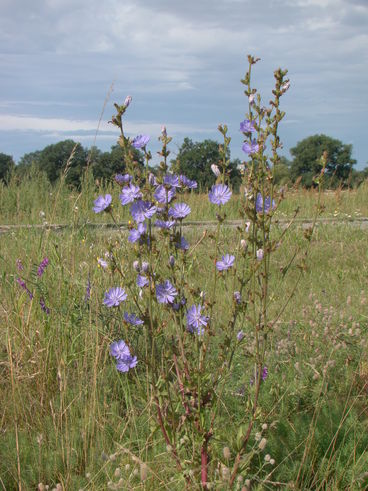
[110,340,138,372]
[37,257,49,277]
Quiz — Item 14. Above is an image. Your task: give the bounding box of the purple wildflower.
[128,222,146,243]
[234,291,241,304]
[250,365,268,385]
[37,257,49,277]
[168,203,191,220]
[154,185,176,204]
[186,305,209,335]
[155,219,176,229]
[176,236,189,251]
[208,184,232,206]
[120,184,142,206]
[169,255,175,267]
[97,257,108,269]
[123,312,144,326]
[132,134,150,149]
[40,298,50,315]
[180,175,197,189]
[93,194,112,213]
[141,261,149,273]
[103,287,127,307]
[242,140,259,155]
[216,254,235,271]
[237,330,245,341]
[163,174,181,188]
[255,193,275,214]
[137,274,149,288]
[116,355,138,372]
[110,340,138,372]
[156,280,177,304]
[115,173,132,185]
[110,339,130,359]
[256,249,264,261]
[16,277,33,299]
[16,259,24,271]
[130,200,157,223]
[240,119,256,133]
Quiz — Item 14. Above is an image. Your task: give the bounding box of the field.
[1,174,368,490]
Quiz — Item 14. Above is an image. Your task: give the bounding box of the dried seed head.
[258,437,267,450]
[140,463,148,481]
[114,468,121,478]
[223,446,231,460]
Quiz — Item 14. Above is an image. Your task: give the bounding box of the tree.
[273,156,291,186]
[91,144,144,181]
[290,134,356,188]
[0,153,15,183]
[171,138,241,191]
[37,140,88,187]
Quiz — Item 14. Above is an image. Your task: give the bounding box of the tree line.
[0,134,367,189]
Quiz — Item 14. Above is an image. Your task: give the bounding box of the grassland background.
[0,173,367,490]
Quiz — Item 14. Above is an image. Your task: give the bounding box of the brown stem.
[228,368,262,487]
[154,396,182,470]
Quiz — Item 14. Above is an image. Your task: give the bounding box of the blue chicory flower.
[120,184,142,206]
[123,312,144,326]
[115,173,132,185]
[216,254,235,271]
[180,175,197,189]
[110,340,138,372]
[163,174,181,188]
[186,305,209,335]
[154,185,176,204]
[168,203,191,220]
[154,219,176,229]
[103,287,127,307]
[132,134,150,149]
[242,140,259,155]
[176,236,189,250]
[156,280,177,304]
[136,274,149,288]
[255,193,275,214]
[130,200,157,223]
[93,194,112,213]
[208,184,232,206]
[128,222,146,243]
[240,119,256,133]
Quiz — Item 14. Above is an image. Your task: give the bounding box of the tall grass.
[1,169,368,225]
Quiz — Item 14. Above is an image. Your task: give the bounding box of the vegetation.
[1,57,367,491]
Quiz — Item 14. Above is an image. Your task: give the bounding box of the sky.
[0,0,367,169]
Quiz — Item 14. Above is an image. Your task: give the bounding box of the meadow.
[1,172,368,490]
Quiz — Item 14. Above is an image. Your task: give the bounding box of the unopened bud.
[124,95,132,108]
[161,125,167,137]
[211,164,221,177]
[256,249,264,261]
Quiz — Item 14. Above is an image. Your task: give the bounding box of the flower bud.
[161,125,167,137]
[211,164,221,177]
[124,95,132,108]
[256,249,264,261]
[133,260,140,271]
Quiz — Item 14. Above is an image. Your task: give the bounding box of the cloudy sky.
[0,0,367,168]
